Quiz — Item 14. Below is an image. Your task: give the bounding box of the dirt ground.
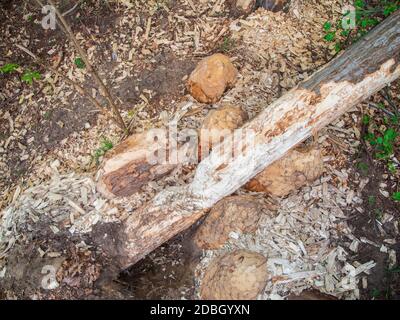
[0,0,399,300]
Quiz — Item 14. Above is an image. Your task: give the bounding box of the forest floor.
[0,0,399,299]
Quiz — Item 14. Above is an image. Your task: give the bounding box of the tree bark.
[111,11,400,270]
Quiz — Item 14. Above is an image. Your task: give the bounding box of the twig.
[381,87,399,117]
[15,44,121,126]
[47,0,127,131]
[368,102,395,117]
[61,1,81,16]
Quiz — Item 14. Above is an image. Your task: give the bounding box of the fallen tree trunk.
[112,11,400,270]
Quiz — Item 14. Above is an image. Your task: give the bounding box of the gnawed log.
[97,131,195,198]
[111,11,400,269]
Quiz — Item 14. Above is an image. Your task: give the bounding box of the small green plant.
[357,161,369,174]
[371,288,381,299]
[392,192,400,201]
[387,266,400,273]
[93,138,114,164]
[368,195,376,205]
[21,70,41,85]
[374,208,383,221]
[362,114,371,125]
[74,57,86,69]
[362,100,399,170]
[0,63,20,74]
[322,1,400,52]
[387,161,397,173]
[365,128,398,160]
[43,111,52,120]
[220,37,235,53]
[1,63,42,86]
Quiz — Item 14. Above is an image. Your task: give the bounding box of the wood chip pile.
[195,166,375,299]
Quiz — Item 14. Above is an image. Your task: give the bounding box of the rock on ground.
[200,249,268,300]
[194,195,263,249]
[199,104,248,156]
[245,146,324,197]
[187,54,238,104]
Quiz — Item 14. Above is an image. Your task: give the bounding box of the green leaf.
[360,18,368,28]
[357,162,369,172]
[388,162,396,174]
[323,21,332,31]
[74,57,85,69]
[354,0,366,9]
[21,70,41,85]
[324,32,336,42]
[362,114,370,125]
[368,195,376,205]
[390,115,399,125]
[0,63,19,74]
[384,128,397,142]
[93,137,114,164]
[365,132,376,144]
[384,4,399,16]
[377,102,385,109]
[101,138,113,151]
[392,192,400,201]
[341,29,350,37]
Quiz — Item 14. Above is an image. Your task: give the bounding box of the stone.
[199,104,248,159]
[200,250,268,300]
[194,195,262,249]
[245,146,324,197]
[187,54,238,103]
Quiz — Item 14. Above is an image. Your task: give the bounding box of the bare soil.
[350,143,400,299]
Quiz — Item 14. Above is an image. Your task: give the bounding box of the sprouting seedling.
[21,70,41,85]
[393,192,400,202]
[74,57,86,69]
[93,138,114,164]
[220,37,235,53]
[0,63,20,74]
[323,21,336,42]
